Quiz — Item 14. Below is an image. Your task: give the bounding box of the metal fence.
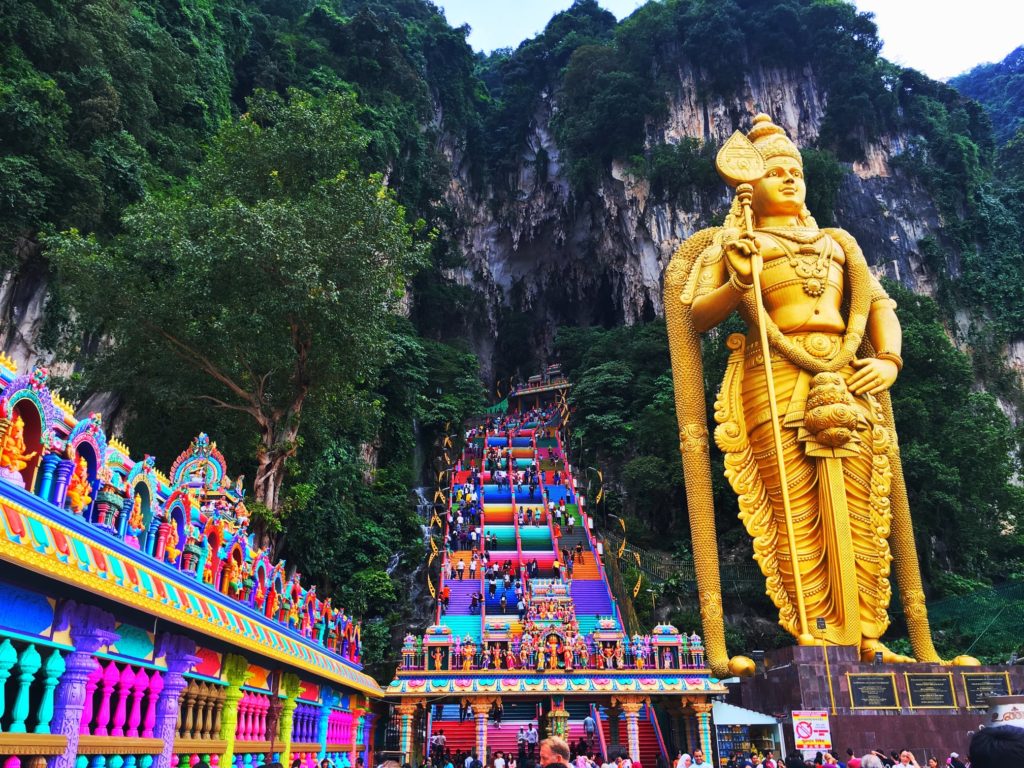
[926,580,1024,659]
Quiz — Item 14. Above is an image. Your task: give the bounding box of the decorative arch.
[168,433,229,489]
[124,470,156,548]
[253,559,271,611]
[69,439,100,520]
[5,397,45,491]
[164,498,188,569]
[266,567,286,620]
[221,540,245,596]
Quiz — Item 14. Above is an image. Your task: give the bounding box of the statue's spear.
[716,131,812,644]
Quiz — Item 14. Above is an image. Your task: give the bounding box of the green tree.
[50,89,424,519]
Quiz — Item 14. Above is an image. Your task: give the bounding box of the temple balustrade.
[0,360,360,666]
[0,605,375,768]
[0,358,381,768]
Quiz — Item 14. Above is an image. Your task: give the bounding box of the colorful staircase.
[429,421,667,764]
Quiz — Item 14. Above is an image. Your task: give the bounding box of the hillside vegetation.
[1,0,1022,668]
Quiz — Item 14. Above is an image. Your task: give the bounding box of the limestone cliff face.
[441,62,949,377]
[0,62,953,385]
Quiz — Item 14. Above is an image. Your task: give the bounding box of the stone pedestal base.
[730,645,1024,760]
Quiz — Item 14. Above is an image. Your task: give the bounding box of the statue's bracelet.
[875,351,904,371]
[729,271,753,293]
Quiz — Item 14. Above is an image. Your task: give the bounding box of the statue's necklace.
[761,228,832,297]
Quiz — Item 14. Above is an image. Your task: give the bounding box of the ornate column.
[394,702,419,765]
[277,673,303,768]
[685,699,713,763]
[470,698,492,763]
[36,454,60,503]
[361,712,376,768]
[153,634,199,768]
[219,654,253,768]
[49,602,119,768]
[316,688,339,760]
[615,698,643,763]
[546,697,568,738]
[350,707,366,768]
[52,459,75,509]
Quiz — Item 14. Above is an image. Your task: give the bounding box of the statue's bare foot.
[860,639,914,663]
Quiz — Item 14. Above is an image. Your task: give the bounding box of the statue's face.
[752,157,806,218]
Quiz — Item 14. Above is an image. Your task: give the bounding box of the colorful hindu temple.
[386,392,731,767]
[0,355,381,768]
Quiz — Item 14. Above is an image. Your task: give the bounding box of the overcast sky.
[434,0,1023,81]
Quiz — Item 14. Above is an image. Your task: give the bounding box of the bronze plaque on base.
[962,672,1011,708]
[848,673,899,709]
[905,673,957,709]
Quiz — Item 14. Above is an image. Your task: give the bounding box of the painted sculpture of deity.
[665,114,977,676]
[1,415,37,478]
[66,457,93,514]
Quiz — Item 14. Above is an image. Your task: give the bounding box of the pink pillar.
[255,694,269,741]
[237,692,252,740]
[153,522,171,562]
[127,668,148,737]
[111,664,135,736]
[93,660,119,736]
[79,665,103,735]
[142,671,163,738]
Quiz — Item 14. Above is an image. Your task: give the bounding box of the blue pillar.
[52,459,74,508]
[317,688,338,760]
[36,454,61,501]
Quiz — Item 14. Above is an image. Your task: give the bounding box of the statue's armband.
[684,242,727,305]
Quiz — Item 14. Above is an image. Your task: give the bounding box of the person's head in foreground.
[539,738,571,767]
[969,725,1024,768]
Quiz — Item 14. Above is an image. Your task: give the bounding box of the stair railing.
[592,704,609,761]
[647,703,670,765]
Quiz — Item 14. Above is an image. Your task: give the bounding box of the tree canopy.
[50,89,424,520]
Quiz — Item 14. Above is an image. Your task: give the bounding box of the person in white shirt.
[690,750,712,768]
[526,724,539,757]
[494,752,506,768]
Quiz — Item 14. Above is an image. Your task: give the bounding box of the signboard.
[792,710,831,754]
[848,673,900,709]
[905,673,957,709]
[963,672,1012,708]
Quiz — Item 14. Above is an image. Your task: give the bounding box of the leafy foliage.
[951,45,1024,145]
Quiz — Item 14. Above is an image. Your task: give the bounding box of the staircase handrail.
[592,703,609,761]
[558,456,626,632]
[647,702,670,765]
[478,483,486,640]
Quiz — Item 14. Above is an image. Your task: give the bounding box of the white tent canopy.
[712,701,780,726]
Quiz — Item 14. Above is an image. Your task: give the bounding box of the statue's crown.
[747,113,802,164]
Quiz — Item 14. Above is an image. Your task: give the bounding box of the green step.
[519,527,552,551]
[484,525,517,548]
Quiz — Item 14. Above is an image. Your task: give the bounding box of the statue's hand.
[724,235,758,282]
[848,357,899,395]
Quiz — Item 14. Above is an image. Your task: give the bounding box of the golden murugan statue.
[1,415,38,473]
[66,457,93,514]
[664,114,976,676]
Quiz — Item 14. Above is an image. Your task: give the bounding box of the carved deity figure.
[128,494,145,531]
[66,457,93,514]
[1,415,37,474]
[665,114,976,676]
[165,522,181,563]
